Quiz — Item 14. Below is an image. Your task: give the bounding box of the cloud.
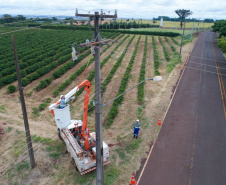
[0,0,225,19]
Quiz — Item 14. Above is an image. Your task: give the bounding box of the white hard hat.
[136,119,139,122]
[60,95,64,99]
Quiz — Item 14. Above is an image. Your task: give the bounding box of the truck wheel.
[71,158,78,171]
[58,131,63,141]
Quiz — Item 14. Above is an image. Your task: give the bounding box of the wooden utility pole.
[179,22,185,60]
[11,35,36,168]
[76,9,117,185]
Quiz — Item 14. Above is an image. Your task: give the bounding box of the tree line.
[153,16,214,23]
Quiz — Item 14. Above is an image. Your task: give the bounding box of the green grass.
[104,165,120,185]
[115,148,127,161]
[46,142,65,159]
[125,138,143,153]
[32,107,40,116]
[167,57,181,74]
[7,127,13,132]
[127,28,192,35]
[117,20,214,28]
[16,162,29,172]
[26,92,33,96]
[7,161,30,180]
[31,135,52,144]
[137,104,145,120]
[0,104,6,113]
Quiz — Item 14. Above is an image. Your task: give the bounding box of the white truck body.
[49,104,110,175]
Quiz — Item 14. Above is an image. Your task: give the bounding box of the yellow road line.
[212,34,226,120]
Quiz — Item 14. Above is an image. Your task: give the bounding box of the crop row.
[105,35,141,128]
[51,33,123,97]
[0,49,57,76]
[137,35,148,104]
[69,34,127,101]
[152,36,160,75]
[87,35,134,111]
[0,29,94,64]
[171,37,180,46]
[0,35,92,74]
[35,32,121,92]
[49,30,118,80]
[164,37,178,54]
[158,36,170,61]
[0,29,92,60]
[0,31,117,88]
[0,41,85,78]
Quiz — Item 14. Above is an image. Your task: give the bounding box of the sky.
[0,0,225,20]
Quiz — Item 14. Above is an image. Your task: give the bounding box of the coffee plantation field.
[0,26,196,184]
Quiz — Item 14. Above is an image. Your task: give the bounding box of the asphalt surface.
[138,31,226,185]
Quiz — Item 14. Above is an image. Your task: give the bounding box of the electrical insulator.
[72,46,78,61]
[91,46,95,56]
[86,39,90,45]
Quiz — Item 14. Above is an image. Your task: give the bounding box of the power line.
[185,66,226,76]
[0,132,58,178]
[189,55,226,63]
[188,61,226,69]
[1,51,223,180]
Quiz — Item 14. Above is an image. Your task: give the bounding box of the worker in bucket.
[133,119,141,139]
[59,95,75,109]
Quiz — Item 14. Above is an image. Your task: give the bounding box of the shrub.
[7,85,17,93]
[21,77,30,87]
[218,36,226,53]
[152,36,160,75]
[32,107,40,116]
[166,57,181,74]
[35,78,52,91]
[171,37,180,46]
[88,35,134,112]
[137,35,147,104]
[38,103,48,111]
[105,35,141,128]
[158,36,170,61]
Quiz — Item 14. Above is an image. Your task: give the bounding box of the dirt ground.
[0,33,197,184]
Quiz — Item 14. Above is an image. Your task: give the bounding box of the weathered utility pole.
[11,35,36,168]
[76,9,117,185]
[190,20,194,40]
[179,22,185,60]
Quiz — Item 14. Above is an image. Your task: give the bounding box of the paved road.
[138,31,226,185]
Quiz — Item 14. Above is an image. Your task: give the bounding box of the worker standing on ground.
[133,119,141,139]
[59,95,74,109]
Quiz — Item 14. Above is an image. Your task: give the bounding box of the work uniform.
[59,99,70,109]
[133,122,141,139]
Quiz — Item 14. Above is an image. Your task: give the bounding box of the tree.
[220,25,226,37]
[16,15,26,21]
[153,20,157,24]
[52,17,57,21]
[3,14,11,18]
[175,9,192,28]
[89,17,93,22]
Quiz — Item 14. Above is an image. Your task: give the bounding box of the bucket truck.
[49,80,110,175]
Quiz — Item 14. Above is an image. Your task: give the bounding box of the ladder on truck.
[62,128,83,156]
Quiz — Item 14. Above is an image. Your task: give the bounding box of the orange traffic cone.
[129,173,136,185]
[158,118,161,126]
